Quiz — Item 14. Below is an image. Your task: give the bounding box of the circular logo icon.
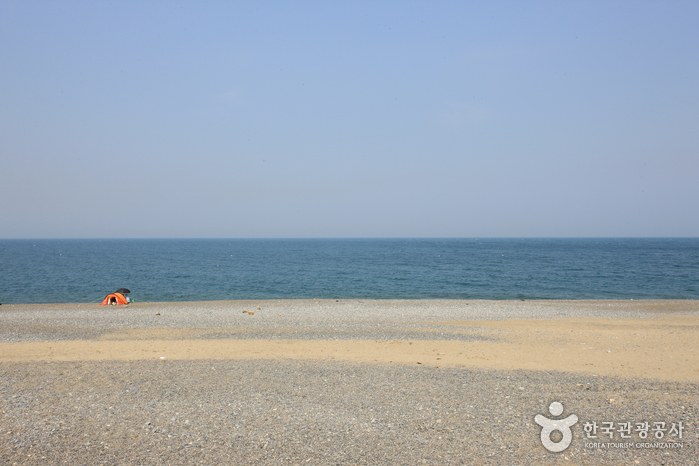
[535,402,578,452]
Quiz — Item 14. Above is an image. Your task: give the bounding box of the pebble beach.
[1,299,697,465]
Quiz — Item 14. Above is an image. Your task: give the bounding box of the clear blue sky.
[1,1,697,238]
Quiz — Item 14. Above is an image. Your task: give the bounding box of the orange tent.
[100,292,128,305]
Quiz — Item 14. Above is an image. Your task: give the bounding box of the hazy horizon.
[2,236,696,241]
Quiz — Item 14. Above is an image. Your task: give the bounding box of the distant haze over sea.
[1,238,697,304]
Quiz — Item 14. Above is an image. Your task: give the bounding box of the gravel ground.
[1,361,696,465]
[1,299,697,343]
[1,300,697,465]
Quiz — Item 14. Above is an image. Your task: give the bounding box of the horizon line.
[1,236,697,241]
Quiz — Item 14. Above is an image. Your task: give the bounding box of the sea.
[0,238,697,304]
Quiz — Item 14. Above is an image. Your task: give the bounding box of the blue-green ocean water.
[0,238,697,304]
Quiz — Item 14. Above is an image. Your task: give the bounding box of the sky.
[1,1,698,238]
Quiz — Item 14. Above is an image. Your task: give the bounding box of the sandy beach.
[1,299,697,465]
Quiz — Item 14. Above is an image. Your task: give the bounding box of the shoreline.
[4,297,699,305]
[3,298,699,314]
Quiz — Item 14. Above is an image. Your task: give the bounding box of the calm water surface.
[0,238,697,304]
